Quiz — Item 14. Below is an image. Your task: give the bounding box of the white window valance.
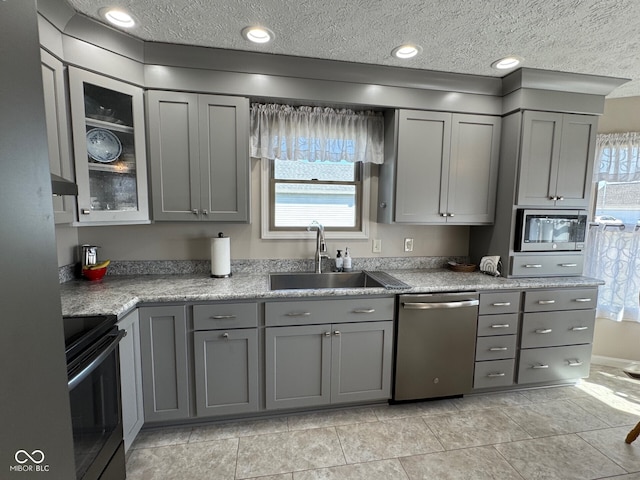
[595,132,640,182]
[249,103,384,164]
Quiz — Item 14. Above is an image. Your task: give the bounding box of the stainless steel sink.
[269,271,385,290]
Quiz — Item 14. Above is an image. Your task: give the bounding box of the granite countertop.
[59,269,604,318]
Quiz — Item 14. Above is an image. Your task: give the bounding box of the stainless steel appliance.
[64,315,126,480]
[516,209,587,252]
[394,292,479,401]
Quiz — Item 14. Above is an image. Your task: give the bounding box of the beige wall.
[598,96,640,133]
[591,95,640,362]
[63,160,469,264]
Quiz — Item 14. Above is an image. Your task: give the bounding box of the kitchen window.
[251,103,383,239]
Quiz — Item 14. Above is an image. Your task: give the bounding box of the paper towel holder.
[211,232,232,278]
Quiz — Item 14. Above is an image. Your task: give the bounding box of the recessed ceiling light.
[491,56,523,70]
[242,26,274,44]
[392,44,423,59]
[100,7,136,28]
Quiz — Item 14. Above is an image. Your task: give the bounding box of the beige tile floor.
[126,364,640,479]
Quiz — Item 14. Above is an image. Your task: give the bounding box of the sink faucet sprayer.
[307,220,330,273]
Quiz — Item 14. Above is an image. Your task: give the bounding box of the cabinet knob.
[81,208,91,215]
[324,331,331,337]
[379,202,387,209]
[440,213,447,217]
[192,209,199,215]
[334,330,341,336]
[202,209,208,215]
[557,196,564,201]
[222,332,229,339]
[448,213,455,217]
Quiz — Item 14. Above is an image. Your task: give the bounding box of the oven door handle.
[68,330,126,391]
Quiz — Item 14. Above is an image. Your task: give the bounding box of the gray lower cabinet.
[139,305,190,422]
[378,109,500,224]
[193,328,259,417]
[117,309,144,452]
[265,321,393,410]
[147,90,250,222]
[517,287,597,385]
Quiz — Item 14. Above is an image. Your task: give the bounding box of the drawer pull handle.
[568,360,583,367]
[222,332,229,339]
[532,364,549,369]
[535,328,553,334]
[491,324,511,329]
[571,326,589,331]
[353,309,376,314]
[211,315,237,319]
[574,298,592,303]
[524,264,543,268]
[559,263,578,267]
[487,372,506,378]
[489,347,509,351]
[492,302,511,307]
[537,300,556,305]
[286,312,312,317]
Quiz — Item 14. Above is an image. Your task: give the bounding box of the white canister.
[210,232,231,278]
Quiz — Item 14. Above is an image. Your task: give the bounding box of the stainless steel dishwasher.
[393,292,479,401]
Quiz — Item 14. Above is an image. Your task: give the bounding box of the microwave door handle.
[68,330,126,391]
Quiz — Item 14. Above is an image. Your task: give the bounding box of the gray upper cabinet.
[147,91,250,222]
[68,67,150,224]
[138,305,190,423]
[517,111,597,207]
[378,109,500,224]
[41,49,74,224]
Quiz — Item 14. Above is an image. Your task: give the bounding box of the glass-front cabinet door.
[68,67,149,224]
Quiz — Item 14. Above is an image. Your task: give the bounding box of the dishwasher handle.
[402,299,479,310]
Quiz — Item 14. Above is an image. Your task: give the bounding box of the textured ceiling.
[66,0,640,98]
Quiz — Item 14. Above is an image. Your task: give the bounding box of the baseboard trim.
[592,355,639,368]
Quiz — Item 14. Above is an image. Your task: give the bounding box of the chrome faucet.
[307,220,329,273]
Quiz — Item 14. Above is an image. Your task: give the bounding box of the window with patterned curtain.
[584,132,640,322]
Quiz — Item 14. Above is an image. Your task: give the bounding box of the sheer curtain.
[584,132,640,322]
[249,103,384,164]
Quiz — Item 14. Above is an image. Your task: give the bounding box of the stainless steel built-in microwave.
[516,209,587,252]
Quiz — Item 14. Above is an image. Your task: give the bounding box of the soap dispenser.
[343,247,352,272]
[335,249,343,272]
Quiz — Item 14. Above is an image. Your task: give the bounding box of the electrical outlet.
[404,238,414,252]
[372,239,382,253]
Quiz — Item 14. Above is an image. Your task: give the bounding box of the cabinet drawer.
[477,313,518,336]
[265,297,394,326]
[524,288,598,312]
[475,335,517,361]
[511,254,584,277]
[479,292,521,315]
[518,344,592,384]
[193,303,258,330]
[521,310,595,348]
[474,359,515,389]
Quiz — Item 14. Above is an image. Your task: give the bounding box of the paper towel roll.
[211,234,231,278]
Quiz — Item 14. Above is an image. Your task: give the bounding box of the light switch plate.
[404,238,414,252]
[372,239,382,253]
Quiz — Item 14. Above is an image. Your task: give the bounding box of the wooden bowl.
[448,263,477,272]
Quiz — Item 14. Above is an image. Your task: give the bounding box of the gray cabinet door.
[139,306,190,422]
[330,321,393,403]
[394,110,451,223]
[147,91,250,222]
[265,324,331,410]
[117,309,144,452]
[555,114,597,207]
[194,329,259,417]
[517,111,562,207]
[447,114,501,224]
[517,111,596,208]
[199,95,250,221]
[41,50,74,224]
[147,90,201,221]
